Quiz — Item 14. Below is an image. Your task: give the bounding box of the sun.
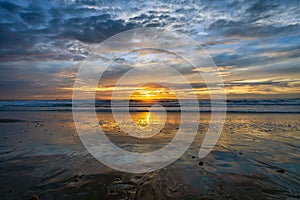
[130,84,176,101]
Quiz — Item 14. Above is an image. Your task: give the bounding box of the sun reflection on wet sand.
[96,111,184,149]
[130,112,165,129]
[132,112,151,127]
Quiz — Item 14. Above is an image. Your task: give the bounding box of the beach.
[1,0,300,199]
[0,100,299,199]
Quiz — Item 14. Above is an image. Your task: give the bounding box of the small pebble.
[198,161,204,166]
[191,155,196,159]
[113,177,121,182]
[73,175,81,182]
[276,169,285,173]
[74,178,80,182]
[30,195,39,200]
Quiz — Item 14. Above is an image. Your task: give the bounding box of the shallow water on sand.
[0,111,299,199]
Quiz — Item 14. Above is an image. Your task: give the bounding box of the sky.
[0,0,299,100]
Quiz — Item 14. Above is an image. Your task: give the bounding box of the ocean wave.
[0,99,299,113]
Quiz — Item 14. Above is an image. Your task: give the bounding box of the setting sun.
[130,84,177,101]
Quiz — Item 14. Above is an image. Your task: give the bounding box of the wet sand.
[0,111,299,199]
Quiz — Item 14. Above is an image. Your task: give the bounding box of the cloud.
[0,0,299,99]
[207,19,300,39]
[0,1,22,13]
[0,61,80,99]
[1,0,299,61]
[60,15,139,43]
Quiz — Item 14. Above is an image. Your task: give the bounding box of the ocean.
[0,98,299,113]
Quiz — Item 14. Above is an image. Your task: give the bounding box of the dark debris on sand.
[30,195,39,200]
[276,169,285,173]
[198,161,204,166]
[106,171,186,200]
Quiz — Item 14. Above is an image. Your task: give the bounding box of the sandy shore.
[0,111,299,199]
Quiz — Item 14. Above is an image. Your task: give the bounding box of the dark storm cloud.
[60,16,138,43]
[19,12,45,25]
[0,0,142,61]
[0,1,22,13]
[1,0,299,62]
[207,19,300,39]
